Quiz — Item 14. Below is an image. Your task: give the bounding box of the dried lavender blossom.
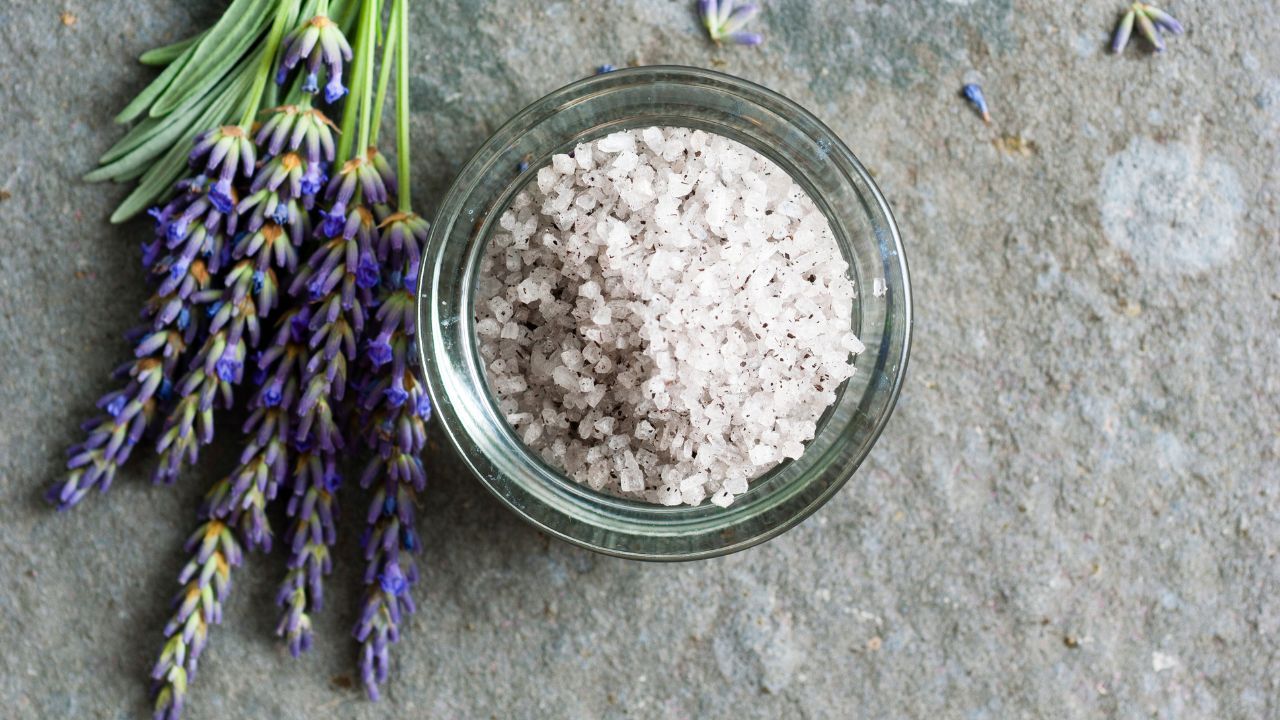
[962,83,991,123]
[1112,3,1185,54]
[699,0,763,46]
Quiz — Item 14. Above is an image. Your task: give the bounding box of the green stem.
[395,0,410,211]
[370,3,399,147]
[239,0,298,127]
[336,0,376,163]
[355,0,380,157]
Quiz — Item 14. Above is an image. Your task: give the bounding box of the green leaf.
[108,69,251,222]
[138,31,205,66]
[113,43,195,124]
[98,64,242,167]
[150,0,273,118]
[109,142,189,223]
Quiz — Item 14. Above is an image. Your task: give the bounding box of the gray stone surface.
[1,1,1278,718]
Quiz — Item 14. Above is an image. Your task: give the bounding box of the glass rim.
[417,65,912,561]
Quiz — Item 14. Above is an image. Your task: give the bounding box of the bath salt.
[475,127,864,507]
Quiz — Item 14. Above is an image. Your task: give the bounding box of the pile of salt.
[476,127,864,507]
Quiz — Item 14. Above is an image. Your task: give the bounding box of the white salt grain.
[476,127,864,507]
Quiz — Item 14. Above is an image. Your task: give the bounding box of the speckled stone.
[1,1,1277,719]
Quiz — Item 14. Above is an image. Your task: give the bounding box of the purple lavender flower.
[255,105,339,166]
[152,284,259,485]
[290,204,377,456]
[376,211,428,282]
[153,176,239,244]
[699,0,764,46]
[277,14,354,104]
[189,126,257,212]
[151,516,240,720]
[250,152,306,203]
[365,146,399,204]
[151,368,286,718]
[325,158,389,230]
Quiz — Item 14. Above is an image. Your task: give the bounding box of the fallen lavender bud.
[1112,3,1183,54]
[962,83,991,123]
[1143,4,1184,35]
[1111,8,1137,54]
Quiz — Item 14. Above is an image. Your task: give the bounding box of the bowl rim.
[416,65,912,560]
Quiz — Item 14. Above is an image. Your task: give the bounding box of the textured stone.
[1,1,1278,719]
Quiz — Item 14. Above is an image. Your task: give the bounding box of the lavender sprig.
[150,516,240,720]
[152,277,259,484]
[699,0,763,46]
[47,179,230,509]
[353,204,429,700]
[262,307,343,657]
[275,428,341,656]
[1112,3,1184,54]
[151,403,281,720]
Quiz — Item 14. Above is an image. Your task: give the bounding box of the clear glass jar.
[416,66,911,560]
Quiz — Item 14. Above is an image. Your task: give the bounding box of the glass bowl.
[416,66,911,561]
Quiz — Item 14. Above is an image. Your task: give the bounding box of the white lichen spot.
[1100,136,1243,275]
[1152,651,1179,673]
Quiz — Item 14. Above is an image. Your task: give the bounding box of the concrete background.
[2,1,1278,718]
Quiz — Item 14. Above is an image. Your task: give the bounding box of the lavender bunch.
[57,0,440,716]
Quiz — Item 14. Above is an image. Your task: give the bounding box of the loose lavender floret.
[277,14,354,103]
[699,0,763,46]
[1112,3,1184,54]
